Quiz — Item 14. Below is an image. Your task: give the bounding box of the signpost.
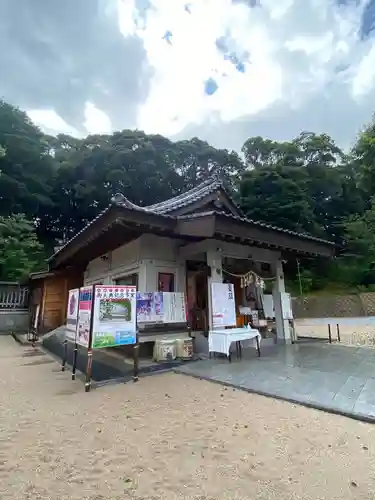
[62,288,79,372]
[64,285,190,391]
[91,285,137,348]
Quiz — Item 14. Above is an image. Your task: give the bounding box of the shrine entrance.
[186,261,209,334]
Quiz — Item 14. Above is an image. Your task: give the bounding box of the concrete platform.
[175,342,375,423]
[41,326,198,385]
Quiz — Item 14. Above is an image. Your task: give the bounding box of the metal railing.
[0,286,29,309]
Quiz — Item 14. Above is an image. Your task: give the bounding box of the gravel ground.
[1,336,375,500]
[296,322,375,347]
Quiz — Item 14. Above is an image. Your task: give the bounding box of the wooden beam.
[215,216,335,257]
[179,239,214,258]
[50,206,176,269]
[176,214,215,238]
[216,240,281,263]
[179,238,281,263]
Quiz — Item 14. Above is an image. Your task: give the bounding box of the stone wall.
[292,292,375,319]
[0,310,29,334]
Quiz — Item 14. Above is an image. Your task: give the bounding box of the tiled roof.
[49,177,334,264]
[177,210,335,246]
[146,178,223,214]
[113,177,225,215]
[48,179,231,263]
[48,205,113,262]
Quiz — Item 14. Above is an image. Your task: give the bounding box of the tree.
[293,132,344,240]
[339,197,375,287]
[175,137,245,190]
[0,101,55,245]
[0,214,45,281]
[240,165,316,233]
[240,132,357,242]
[242,136,301,169]
[350,114,375,207]
[46,131,186,241]
[45,132,245,242]
[1,98,374,292]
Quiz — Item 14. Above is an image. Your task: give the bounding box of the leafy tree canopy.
[1,99,375,292]
[0,214,45,281]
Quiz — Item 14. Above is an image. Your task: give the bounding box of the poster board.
[136,292,163,323]
[163,292,186,323]
[136,292,187,324]
[66,288,79,341]
[92,285,137,348]
[76,286,93,347]
[211,283,236,328]
[281,292,293,320]
[261,293,293,320]
[262,294,274,319]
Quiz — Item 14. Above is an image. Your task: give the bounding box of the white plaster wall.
[110,238,141,282]
[84,255,111,285]
[139,234,178,261]
[139,235,186,293]
[84,238,141,285]
[84,234,186,293]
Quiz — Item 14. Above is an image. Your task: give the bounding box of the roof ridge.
[151,182,221,214]
[146,177,221,212]
[110,177,222,214]
[111,193,148,211]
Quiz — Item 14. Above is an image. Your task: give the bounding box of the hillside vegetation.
[1,99,374,291]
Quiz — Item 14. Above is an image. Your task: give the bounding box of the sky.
[1,0,375,152]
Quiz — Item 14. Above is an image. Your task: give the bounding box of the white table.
[208,327,261,362]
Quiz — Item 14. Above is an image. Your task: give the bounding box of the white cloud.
[83,102,112,135]
[27,102,112,138]
[26,109,80,136]
[352,43,375,98]
[115,0,375,149]
[26,0,375,150]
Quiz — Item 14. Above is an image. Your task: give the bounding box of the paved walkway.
[176,342,375,422]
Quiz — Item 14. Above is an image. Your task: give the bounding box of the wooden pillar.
[272,260,292,344]
[138,259,148,292]
[206,250,223,331]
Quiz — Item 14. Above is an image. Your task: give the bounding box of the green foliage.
[240,165,316,233]
[351,115,375,203]
[44,131,244,241]
[0,214,45,281]
[0,101,54,219]
[2,99,375,293]
[240,132,348,241]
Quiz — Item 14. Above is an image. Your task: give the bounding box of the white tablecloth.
[208,328,261,357]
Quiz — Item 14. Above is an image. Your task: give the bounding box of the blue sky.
[2,0,375,151]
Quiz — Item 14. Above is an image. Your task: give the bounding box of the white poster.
[211,283,236,328]
[92,285,137,349]
[262,294,274,319]
[281,292,293,320]
[76,286,93,348]
[163,292,186,323]
[66,288,79,341]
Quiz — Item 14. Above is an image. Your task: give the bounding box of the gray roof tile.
[113,178,223,214]
[49,177,334,263]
